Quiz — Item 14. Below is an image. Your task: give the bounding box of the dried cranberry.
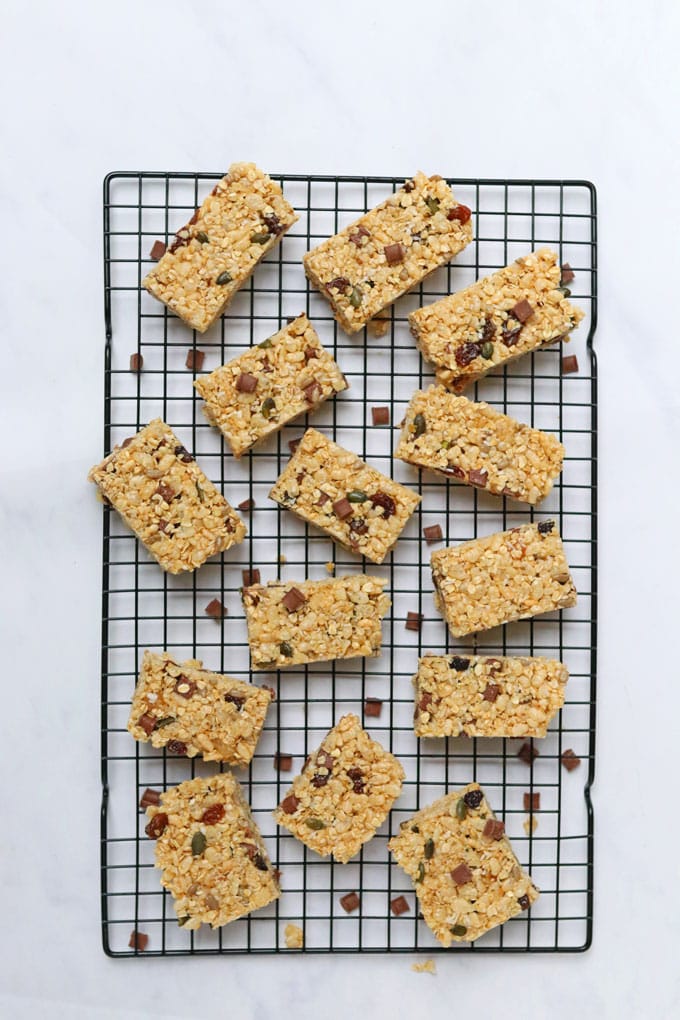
[145,813,168,839]
[463,789,484,810]
[202,803,225,825]
[455,342,481,367]
[370,491,396,518]
[447,203,472,224]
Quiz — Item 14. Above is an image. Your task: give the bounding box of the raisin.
[501,324,522,347]
[326,277,351,294]
[166,739,187,756]
[224,693,246,710]
[455,342,481,367]
[262,212,283,235]
[348,517,368,535]
[311,773,330,788]
[174,444,193,463]
[538,520,555,535]
[201,804,225,825]
[480,317,495,343]
[145,813,168,839]
[518,894,530,911]
[253,853,269,872]
[463,789,483,810]
[370,491,396,518]
[346,767,366,794]
[449,656,470,671]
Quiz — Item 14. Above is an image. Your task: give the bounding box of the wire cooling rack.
[100,173,597,956]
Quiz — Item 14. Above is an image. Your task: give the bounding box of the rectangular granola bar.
[145,773,280,931]
[128,650,273,765]
[413,653,568,738]
[194,314,347,458]
[430,520,577,637]
[303,172,473,334]
[242,575,390,670]
[409,249,584,393]
[388,783,538,944]
[142,162,298,333]
[269,428,421,563]
[273,713,404,863]
[395,385,564,505]
[88,419,246,573]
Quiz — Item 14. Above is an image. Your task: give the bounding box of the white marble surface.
[1,0,679,1017]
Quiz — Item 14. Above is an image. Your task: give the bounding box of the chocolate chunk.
[537,520,555,535]
[349,516,367,536]
[501,324,522,347]
[517,894,531,911]
[390,895,410,916]
[349,226,370,246]
[455,341,481,367]
[340,891,360,913]
[303,380,322,403]
[418,691,434,713]
[204,598,226,619]
[185,348,204,371]
[139,788,161,809]
[364,698,383,717]
[282,586,307,613]
[311,773,330,788]
[511,299,534,323]
[447,203,472,224]
[371,406,390,426]
[274,753,293,772]
[304,345,319,362]
[150,240,167,261]
[236,372,258,393]
[370,491,396,518]
[468,468,489,487]
[242,569,261,586]
[145,813,168,839]
[326,277,351,294]
[451,863,473,885]
[561,749,581,772]
[524,793,541,811]
[129,353,143,372]
[280,795,300,815]
[263,212,283,236]
[154,483,174,504]
[560,263,575,285]
[405,611,423,632]
[517,741,539,765]
[166,740,187,756]
[128,930,149,951]
[482,682,501,703]
[333,497,352,520]
[483,819,505,841]
[174,675,197,698]
[562,354,579,374]
[316,491,330,506]
[384,242,406,265]
[137,713,156,736]
[441,464,466,480]
[224,693,246,711]
[449,656,470,671]
[238,498,255,511]
[423,524,443,544]
[463,789,484,809]
[288,437,302,454]
[168,231,190,254]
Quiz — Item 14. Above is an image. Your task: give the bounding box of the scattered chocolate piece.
[166,740,187,756]
[517,894,531,911]
[326,277,351,294]
[483,819,505,841]
[280,795,300,815]
[304,345,319,362]
[129,353,143,372]
[150,240,167,261]
[186,348,204,371]
[501,324,522,347]
[349,226,370,246]
[537,520,555,535]
[274,753,293,772]
[371,406,390,426]
[282,587,307,613]
[463,789,484,809]
[560,263,575,285]
[340,891,361,913]
[128,930,149,952]
[242,569,261,586]
[480,317,495,343]
[236,372,258,394]
[561,749,581,772]
[423,524,443,544]
[303,380,322,403]
[139,788,161,809]
[364,698,383,718]
[449,656,470,671]
[288,437,302,454]
[316,491,330,506]
[145,813,168,839]
[511,299,534,323]
[562,354,579,374]
[333,497,353,520]
[451,863,473,885]
[517,741,539,765]
[418,692,434,713]
[524,793,541,811]
[137,713,156,736]
[390,895,410,916]
[155,483,174,504]
[174,676,197,698]
[468,468,489,487]
[482,682,501,703]
[201,803,226,825]
[263,212,283,236]
[455,341,481,367]
[405,611,423,632]
[447,203,472,224]
[238,498,255,511]
[205,598,226,619]
[384,242,406,265]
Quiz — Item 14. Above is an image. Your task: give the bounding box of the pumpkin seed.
[481,342,494,360]
[177,916,191,927]
[451,924,467,937]
[416,861,425,883]
[251,232,269,244]
[425,196,440,215]
[154,716,175,729]
[305,816,326,830]
[195,482,204,503]
[413,413,426,438]
[261,397,276,419]
[347,490,367,503]
[280,641,293,657]
[349,286,363,308]
[196,231,209,244]
[191,831,207,856]
[424,838,435,860]
[456,798,468,820]
[216,271,232,285]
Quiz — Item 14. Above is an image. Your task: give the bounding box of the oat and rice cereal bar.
[273,713,404,863]
[303,172,473,334]
[128,650,273,765]
[269,428,421,563]
[145,773,280,930]
[242,575,390,670]
[413,654,568,739]
[409,249,584,393]
[395,385,564,505]
[430,520,577,637]
[88,419,246,573]
[194,314,347,458]
[142,163,298,333]
[388,783,538,944]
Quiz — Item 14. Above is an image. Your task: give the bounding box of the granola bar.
[194,314,347,458]
[409,249,584,393]
[242,575,390,670]
[395,385,564,505]
[145,773,280,930]
[430,520,577,637]
[303,172,473,334]
[273,713,404,863]
[269,428,421,564]
[142,163,298,333]
[413,654,568,738]
[388,783,538,944]
[88,419,245,573]
[128,650,273,765]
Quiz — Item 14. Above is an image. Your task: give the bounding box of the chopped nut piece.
[129,352,143,372]
[186,348,205,371]
[242,569,261,586]
[149,240,167,261]
[205,598,226,619]
[371,406,390,426]
[561,748,581,772]
[390,894,410,916]
[128,930,149,952]
[364,698,383,718]
[562,354,579,374]
[340,891,361,913]
[423,524,443,544]
[405,611,423,632]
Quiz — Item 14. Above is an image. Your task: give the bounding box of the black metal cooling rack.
[100,173,597,956]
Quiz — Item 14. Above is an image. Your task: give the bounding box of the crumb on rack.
[284,923,304,949]
[412,959,436,975]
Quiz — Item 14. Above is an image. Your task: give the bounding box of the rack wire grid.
[100,172,597,957]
